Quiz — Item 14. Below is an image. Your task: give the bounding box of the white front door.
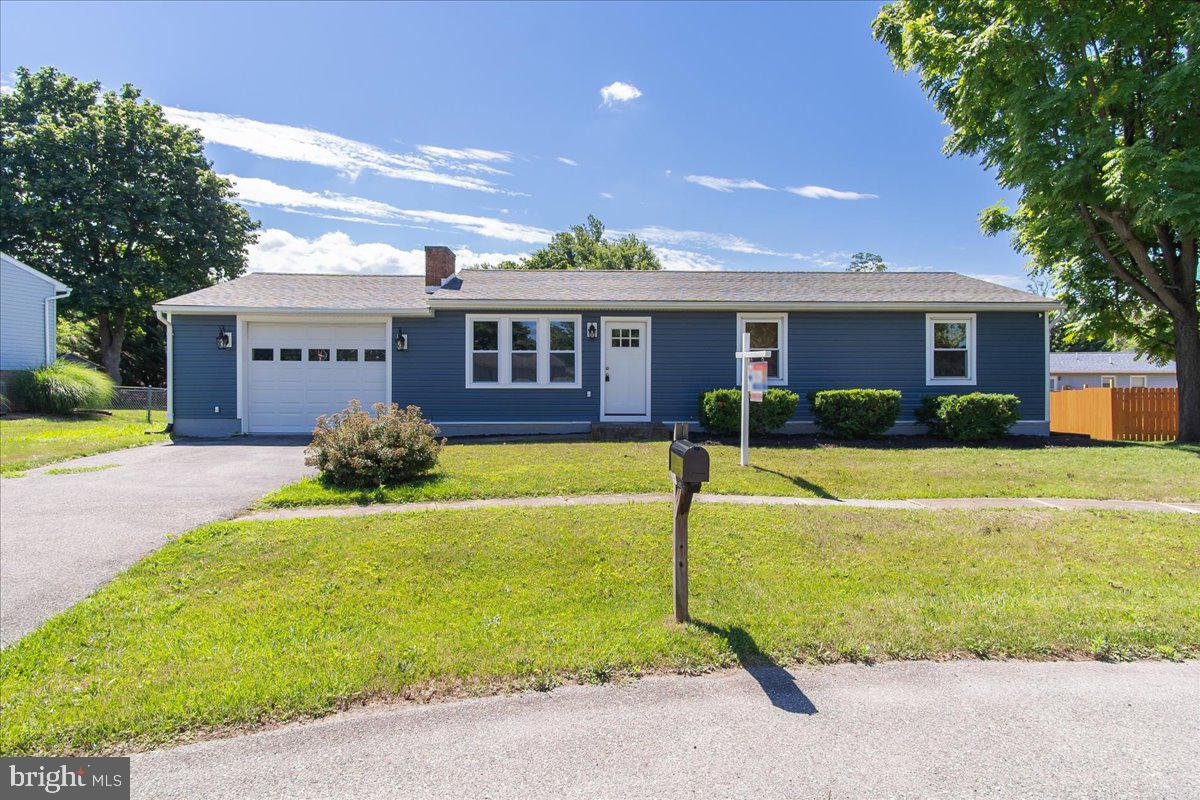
[603,320,649,418]
[246,322,388,433]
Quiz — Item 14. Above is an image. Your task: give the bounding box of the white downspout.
[155,310,174,427]
[45,288,71,364]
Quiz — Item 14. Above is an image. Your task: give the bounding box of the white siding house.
[0,253,72,373]
[1049,351,1176,390]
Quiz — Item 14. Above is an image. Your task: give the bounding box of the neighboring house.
[0,253,71,394]
[1049,351,1177,390]
[152,247,1058,438]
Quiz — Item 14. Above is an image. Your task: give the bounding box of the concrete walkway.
[131,659,1200,800]
[0,437,311,646]
[242,491,1199,522]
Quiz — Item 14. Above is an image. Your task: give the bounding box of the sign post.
[735,332,770,467]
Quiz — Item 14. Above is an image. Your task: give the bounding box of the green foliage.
[0,66,259,381]
[698,388,799,435]
[873,1,1199,440]
[847,252,887,272]
[808,389,902,438]
[10,362,114,415]
[919,393,1022,442]
[490,215,660,271]
[305,401,445,488]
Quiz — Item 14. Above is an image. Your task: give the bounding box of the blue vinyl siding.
[172,315,237,419]
[391,309,1047,424]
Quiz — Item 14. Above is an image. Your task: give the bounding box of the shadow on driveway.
[693,621,817,715]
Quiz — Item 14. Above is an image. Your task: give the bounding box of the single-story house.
[152,247,1057,438]
[1049,351,1177,390]
[0,253,71,394]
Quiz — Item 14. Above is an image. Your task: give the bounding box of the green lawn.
[0,410,167,474]
[3,503,1195,754]
[261,438,1200,507]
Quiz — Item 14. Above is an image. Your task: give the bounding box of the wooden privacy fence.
[1050,387,1178,441]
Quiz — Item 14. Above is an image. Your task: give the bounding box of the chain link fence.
[106,385,168,424]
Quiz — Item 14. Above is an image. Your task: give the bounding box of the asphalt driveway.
[0,437,311,646]
[132,659,1199,799]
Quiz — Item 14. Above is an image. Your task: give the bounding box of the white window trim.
[1100,375,1116,389]
[735,312,788,385]
[465,314,582,389]
[1128,375,1147,388]
[925,313,977,386]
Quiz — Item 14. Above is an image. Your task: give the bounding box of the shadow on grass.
[694,621,817,715]
[750,465,838,500]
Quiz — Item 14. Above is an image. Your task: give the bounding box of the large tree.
[847,251,887,272]
[874,1,1200,441]
[491,215,661,270]
[1,67,257,382]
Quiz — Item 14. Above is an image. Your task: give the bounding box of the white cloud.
[786,185,878,200]
[634,226,780,256]
[227,175,553,244]
[248,228,527,274]
[392,209,552,244]
[163,107,512,193]
[229,175,401,219]
[653,246,725,271]
[599,192,615,199]
[684,175,774,193]
[556,156,579,166]
[416,144,511,162]
[600,81,643,105]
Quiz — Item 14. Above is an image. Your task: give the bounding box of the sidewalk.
[242,492,1200,522]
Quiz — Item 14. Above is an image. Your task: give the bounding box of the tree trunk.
[1174,309,1200,444]
[97,311,126,384]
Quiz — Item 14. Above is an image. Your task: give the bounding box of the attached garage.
[245,322,389,433]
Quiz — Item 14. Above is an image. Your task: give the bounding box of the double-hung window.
[926,313,976,385]
[467,315,582,388]
[736,313,787,384]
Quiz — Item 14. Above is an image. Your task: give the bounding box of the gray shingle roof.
[156,273,429,311]
[430,269,1052,306]
[156,269,1056,312]
[1049,351,1175,374]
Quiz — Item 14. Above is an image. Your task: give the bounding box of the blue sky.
[0,1,1029,288]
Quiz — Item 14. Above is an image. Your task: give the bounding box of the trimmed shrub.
[698,387,800,435]
[808,389,901,438]
[305,400,445,487]
[919,393,1021,441]
[10,362,114,415]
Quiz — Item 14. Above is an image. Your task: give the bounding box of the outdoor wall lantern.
[215,326,233,349]
[586,322,599,339]
[395,329,409,351]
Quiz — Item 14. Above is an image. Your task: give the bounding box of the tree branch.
[1076,205,1169,313]
[1091,207,1188,318]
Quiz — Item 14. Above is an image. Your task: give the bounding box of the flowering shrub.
[305,401,444,487]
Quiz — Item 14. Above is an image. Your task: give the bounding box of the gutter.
[45,286,72,364]
[154,310,174,431]
[425,299,1064,312]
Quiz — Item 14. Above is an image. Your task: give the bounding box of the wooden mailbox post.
[668,424,709,623]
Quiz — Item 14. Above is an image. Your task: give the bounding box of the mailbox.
[669,439,710,486]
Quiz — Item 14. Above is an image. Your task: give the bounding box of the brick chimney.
[425,246,456,287]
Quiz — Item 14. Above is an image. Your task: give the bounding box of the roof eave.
[426,299,1062,312]
[152,304,434,317]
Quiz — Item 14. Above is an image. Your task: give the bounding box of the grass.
[0,410,167,474]
[260,437,1200,507]
[2,503,1195,754]
[44,463,119,476]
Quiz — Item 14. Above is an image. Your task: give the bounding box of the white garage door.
[246,322,388,434]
